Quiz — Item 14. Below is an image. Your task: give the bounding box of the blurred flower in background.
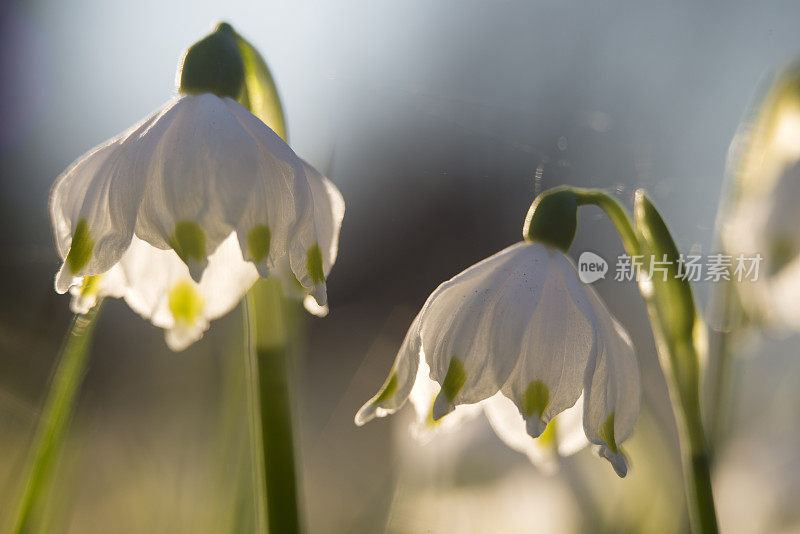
[722,63,800,331]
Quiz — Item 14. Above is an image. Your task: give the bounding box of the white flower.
[50,93,344,349]
[722,68,800,330]
[355,241,640,477]
[723,162,800,330]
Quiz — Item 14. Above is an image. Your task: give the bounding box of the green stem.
[245,278,301,534]
[575,190,641,256]
[224,24,298,531]
[705,278,737,452]
[243,299,267,534]
[10,304,101,534]
[573,188,719,534]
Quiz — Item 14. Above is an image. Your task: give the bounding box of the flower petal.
[220,99,317,297]
[404,356,483,441]
[294,160,345,310]
[68,270,126,315]
[483,393,587,472]
[581,287,640,478]
[286,189,328,307]
[222,99,308,277]
[497,250,593,438]
[420,242,550,420]
[134,95,261,281]
[303,160,345,277]
[221,100,334,307]
[355,312,423,426]
[50,113,159,292]
[114,233,257,350]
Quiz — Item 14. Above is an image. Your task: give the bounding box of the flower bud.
[523,187,579,252]
[178,22,245,99]
[634,190,699,342]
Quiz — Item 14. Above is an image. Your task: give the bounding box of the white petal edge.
[483,393,587,473]
[581,284,641,477]
[354,312,424,426]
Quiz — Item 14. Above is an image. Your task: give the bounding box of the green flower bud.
[178,22,245,99]
[523,187,579,252]
[634,190,698,341]
[235,31,287,140]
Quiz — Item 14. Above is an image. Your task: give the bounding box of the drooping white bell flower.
[50,93,344,349]
[355,241,640,476]
[722,65,800,330]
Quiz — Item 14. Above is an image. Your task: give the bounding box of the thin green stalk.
[705,278,737,452]
[575,190,641,256]
[243,296,267,534]
[644,305,717,534]
[245,278,301,534]
[573,188,719,534]
[10,304,101,534]
[214,22,299,532]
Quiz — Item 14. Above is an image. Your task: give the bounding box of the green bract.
[634,191,699,349]
[523,187,579,252]
[179,23,245,99]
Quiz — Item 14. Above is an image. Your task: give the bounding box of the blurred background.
[2,0,800,532]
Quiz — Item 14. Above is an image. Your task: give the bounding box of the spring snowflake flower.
[356,241,640,476]
[722,64,800,330]
[50,94,344,350]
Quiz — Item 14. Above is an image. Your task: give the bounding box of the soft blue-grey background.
[3,1,800,532]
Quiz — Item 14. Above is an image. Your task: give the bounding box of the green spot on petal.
[771,235,795,274]
[425,398,438,428]
[538,415,558,450]
[306,243,325,285]
[523,380,550,418]
[247,225,271,263]
[440,357,467,403]
[168,280,204,324]
[80,275,101,298]
[66,218,94,273]
[170,221,206,265]
[599,411,619,455]
[374,372,398,404]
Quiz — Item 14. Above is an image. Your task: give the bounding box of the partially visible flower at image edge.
[50,39,344,350]
[722,62,800,331]
[356,240,640,477]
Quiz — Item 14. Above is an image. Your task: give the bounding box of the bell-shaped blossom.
[356,241,640,476]
[722,99,800,330]
[50,93,344,349]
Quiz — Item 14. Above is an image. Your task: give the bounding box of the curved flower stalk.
[50,52,344,350]
[720,62,800,331]
[357,234,640,477]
